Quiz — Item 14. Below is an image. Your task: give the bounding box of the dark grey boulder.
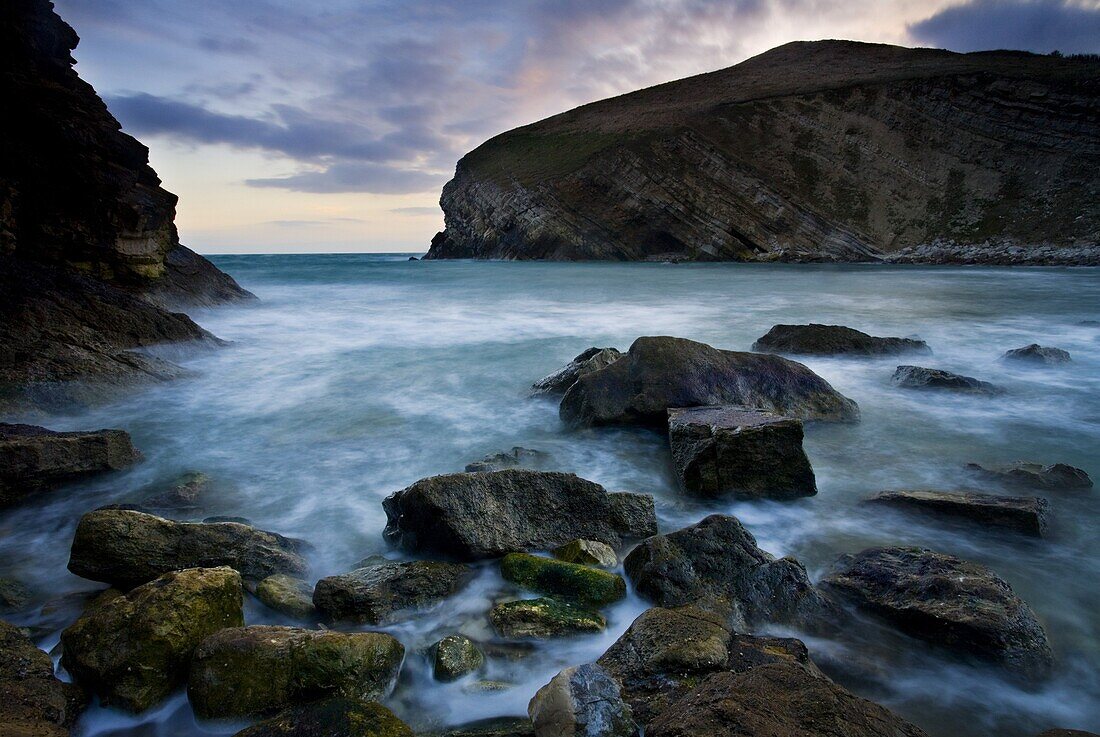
[821,546,1053,679]
[1001,344,1072,365]
[1,619,86,737]
[752,324,930,356]
[668,406,816,500]
[68,509,308,589]
[313,560,472,624]
[0,423,139,507]
[623,515,831,630]
[466,447,549,473]
[532,347,623,395]
[560,337,859,427]
[382,470,656,560]
[866,490,1051,537]
[891,365,1004,395]
[967,461,1093,491]
[528,663,637,737]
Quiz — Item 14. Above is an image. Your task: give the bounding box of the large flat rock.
[752,324,930,356]
[866,489,1050,536]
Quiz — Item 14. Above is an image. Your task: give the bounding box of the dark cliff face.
[0,0,253,412]
[426,41,1100,263]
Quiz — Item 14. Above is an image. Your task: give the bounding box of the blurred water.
[2,255,1098,736]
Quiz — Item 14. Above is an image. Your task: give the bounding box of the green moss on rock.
[489,597,606,639]
[500,553,625,607]
[431,635,484,682]
[255,574,316,619]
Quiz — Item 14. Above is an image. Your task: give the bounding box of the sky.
[53,0,1100,254]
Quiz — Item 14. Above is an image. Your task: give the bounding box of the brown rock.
[0,619,86,736]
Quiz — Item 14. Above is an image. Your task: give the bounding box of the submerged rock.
[232,697,413,737]
[0,423,139,507]
[313,560,472,624]
[67,509,308,589]
[623,515,830,629]
[490,598,606,638]
[966,461,1093,491]
[255,574,316,619]
[135,470,211,512]
[645,662,929,737]
[431,635,485,682]
[528,663,637,737]
[0,577,31,613]
[188,625,404,719]
[752,324,931,356]
[1001,344,1072,365]
[1,619,86,737]
[559,337,859,427]
[551,540,617,568]
[501,553,626,607]
[866,490,1051,537]
[668,406,816,500]
[466,447,549,473]
[891,365,1004,395]
[822,546,1053,678]
[532,348,623,395]
[61,566,243,712]
[382,470,656,560]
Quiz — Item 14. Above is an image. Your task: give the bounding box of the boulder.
[551,540,617,568]
[466,447,549,473]
[752,324,931,356]
[822,547,1053,678]
[865,490,1050,536]
[490,598,606,638]
[188,625,404,719]
[313,560,472,624]
[232,697,413,737]
[60,566,243,712]
[528,663,637,737]
[1001,344,1072,365]
[0,619,86,737]
[559,337,859,427]
[431,635,485,682]
[0,423,139,507]
[135,470,211,512]
[891,365,1003,395]
[597,605,818,726]
[501,553,626,607]
[966,461,1093,491]
[67,509,308,589]
[0,577,31,613]
[532,348,623,395]
[255,575,316,619]
[425,717,534,737]
[382,470,656,560]
[623,515,830,629]
[667,406,816,500]
[645,662,929,737]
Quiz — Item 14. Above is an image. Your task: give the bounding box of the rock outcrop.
[531,348,623,395]
[752,324,930,356]
[424,41,1099,265]
[1,619,86,736]
[865,490,1050,537]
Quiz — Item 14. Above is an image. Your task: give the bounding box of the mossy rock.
[551,539,617,568]
[255,575,316,619]
[232,697,413,737]
[61,566,244,712]
[188,625,404,719]
[431,635,484,681]
[489,597,605,638]
[500,553,625,607]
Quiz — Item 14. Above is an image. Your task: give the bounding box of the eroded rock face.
[822,547,1053,678]
[382,470,656,560]
[531,348,623,395]
[645,663,930,737]
[0,619,86,737]
[188,626,404,719]
[1001,344,1072,365]
[313,560,472,624]
[866,490,1050,537]
[232,698,414,737]
[668,406,816,500]
[967,462,1093,491]
[61,566,243,712]
[752,324,930,356]
[560,337,859,427]
[0,424,139,507]
[528,663,637,737]
[68,509,308,589]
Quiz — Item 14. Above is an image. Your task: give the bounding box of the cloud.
[910,0,1100,54]
[390,207,441,216]
[247,163,444,194]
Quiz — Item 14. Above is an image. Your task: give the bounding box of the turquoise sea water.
[3,255,1099,736]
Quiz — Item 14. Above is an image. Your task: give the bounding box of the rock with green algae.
[255,574,316,619]
[313,560,472,624]
[231,697,413,737]
[501,553,625,607]
[551,539,617,568]
[490,598,605,639]
[431,635,484,681]
[60,566,243,713]
[1,619,86,737]
[188,625,404,719]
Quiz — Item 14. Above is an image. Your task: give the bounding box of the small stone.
[432,635,485,682]
[464,680,516,694]
[1001,344,1072,365]
[866,489,1050,536]
[256,574,316,619]
[891,365,1004,395]
[528,663,637,737]
[501,553,626,607]
[490,598,606,639]
[313,560,472,624]
[551,540,617,568]
[232,697,413,737]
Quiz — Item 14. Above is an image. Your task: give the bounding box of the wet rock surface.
[752,324,931,356]
[255,574,316,619]
[551,540,617,568]
[1001,344,1072,365]
[668,406,816,500]
[382,470,656,560]
[891,365,1004,395]
[867,489,1051,536]
[60,566,243,712]
[231,697,414,737]
[490,598,606,639]
[560,337,859,427]
[466,447,549,473]
[0,619,86,737]
[822,546,1053,678]
[67,509,308,589]
[531,348,623,395]
[501,553,626,607]
[133,470,211,512]
[431,635,485,682]
[528,663,637,737]
[313,560,472,624]
[188,625,404,719]
[967,461,1093,491]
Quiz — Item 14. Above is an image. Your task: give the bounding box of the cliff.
[0,0,254,412]
[425,41,1100,263]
